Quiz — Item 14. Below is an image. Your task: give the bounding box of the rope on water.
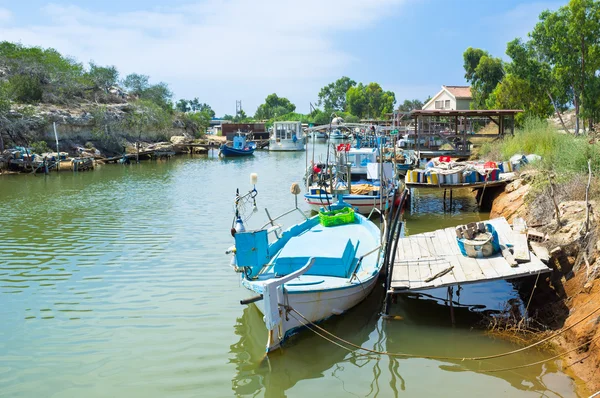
[479,334,600,373]
[288,298,600,362]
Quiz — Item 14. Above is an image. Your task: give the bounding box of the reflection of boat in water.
[230,285,385,398]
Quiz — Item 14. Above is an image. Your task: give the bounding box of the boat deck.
[390,218,551,292]
[249,221,381,293]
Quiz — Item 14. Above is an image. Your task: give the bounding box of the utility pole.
[236,100,242,118]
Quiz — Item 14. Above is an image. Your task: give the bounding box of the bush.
[30,140,51,154]
[499,118,600,174]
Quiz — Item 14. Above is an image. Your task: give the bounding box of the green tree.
[397,99,423,112]
[529,0,600,134]
[122,73,150,96]
[254,93,296,119]
[87,62,119,93]
[346,82,396,118]
[176,99,189,113]
[317,76,356,112]
[463,48,504,109]
[486,74,553,125]
[139,82,172,111]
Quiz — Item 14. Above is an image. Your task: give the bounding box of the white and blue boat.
[228,176,386,353]
[220,132,256,157]
[304,146,395,215]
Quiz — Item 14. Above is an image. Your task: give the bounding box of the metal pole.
[53,122,60,173]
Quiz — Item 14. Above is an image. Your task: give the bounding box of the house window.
[435,100,442,109]
[445,100,451,109]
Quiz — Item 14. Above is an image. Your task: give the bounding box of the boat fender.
[234,217,246,233]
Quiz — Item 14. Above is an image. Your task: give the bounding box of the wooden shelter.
[401,109,522,158]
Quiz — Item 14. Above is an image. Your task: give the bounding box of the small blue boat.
[220,132,256,157]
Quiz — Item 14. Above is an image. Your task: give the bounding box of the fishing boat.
[220,132,256,157]
[269,121,305,151]
[329,129,351,140]
[227,171,386,353]
[304,145,395,215]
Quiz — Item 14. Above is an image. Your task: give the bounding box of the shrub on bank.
[498,118,600,174]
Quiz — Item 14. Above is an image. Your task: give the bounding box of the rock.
[505,179,523,193]
[170,135,192,145]
[490,183,530,222]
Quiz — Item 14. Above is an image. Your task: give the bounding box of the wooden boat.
[228,176,385,353]
[220,132,256,157]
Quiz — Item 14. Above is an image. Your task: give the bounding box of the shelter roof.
[408,109,522,117]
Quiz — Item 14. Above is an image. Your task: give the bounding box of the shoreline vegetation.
[1,0,599,394]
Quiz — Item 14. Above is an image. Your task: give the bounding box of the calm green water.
[0,143,578,397]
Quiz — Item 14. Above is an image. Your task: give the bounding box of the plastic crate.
[319,207,356,227]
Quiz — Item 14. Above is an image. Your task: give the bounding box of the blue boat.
[220,132,256,157]
[227,176,389,353]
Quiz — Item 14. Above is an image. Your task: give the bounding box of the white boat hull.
[245,273,380,352]
[268,139,305,151]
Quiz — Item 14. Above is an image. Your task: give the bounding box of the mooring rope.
[288,299,600,362]
[479,334,600,373]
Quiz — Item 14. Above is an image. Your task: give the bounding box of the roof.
[422,85,473,110]
[443,85,472,99]
[409,109,522,117]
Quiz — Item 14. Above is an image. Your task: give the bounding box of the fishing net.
[234,188,258,222]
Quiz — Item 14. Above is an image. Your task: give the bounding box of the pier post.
[443,189,447,212]
[448,286,455,325]
[449,189,453,212]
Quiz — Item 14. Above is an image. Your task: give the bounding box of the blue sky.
[0,0,562,116]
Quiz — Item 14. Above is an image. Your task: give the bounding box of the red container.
[484,161,497,169]
[439,156,451,163]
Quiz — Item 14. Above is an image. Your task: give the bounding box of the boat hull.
[220,144,256,156]
[268,139,305,151]
[245,274,380,352]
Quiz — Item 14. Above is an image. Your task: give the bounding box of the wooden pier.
[388,218,551,293]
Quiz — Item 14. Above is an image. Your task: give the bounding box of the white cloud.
[0,7,12,23]
[0,1,405,114]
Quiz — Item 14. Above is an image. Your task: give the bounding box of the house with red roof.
[422,85,472,111]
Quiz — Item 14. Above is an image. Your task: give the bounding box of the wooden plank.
[434,229,452,256]
[512,232,531,263]
[455,253,485,282]
[391,263,410,289]
[475,257,500,279]
[401,238,413,259]
[487,253,519,277]
[444,228,462,255]
[395,238,408,261]
[415,236,434,258]
[446,255,466,283]
[424,235,440,257]
[407,257,422,289]
[409,237,423,259]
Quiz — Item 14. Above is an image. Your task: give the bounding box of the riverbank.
[489,168,600,395]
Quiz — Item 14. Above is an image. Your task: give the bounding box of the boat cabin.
[233,133,249,149]
[272,121,302,142]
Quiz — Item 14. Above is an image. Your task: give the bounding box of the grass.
[481,118,600,175]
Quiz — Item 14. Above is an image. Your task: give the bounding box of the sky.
[0,0,563,116]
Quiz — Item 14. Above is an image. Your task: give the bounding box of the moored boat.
[228,175,386,353]
[269,121,305,151]
[220,132,256,157]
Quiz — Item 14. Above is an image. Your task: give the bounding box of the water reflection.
[230,285,576,397]
[230,287,383,397]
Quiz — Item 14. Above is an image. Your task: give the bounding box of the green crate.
[319,207,356,227]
